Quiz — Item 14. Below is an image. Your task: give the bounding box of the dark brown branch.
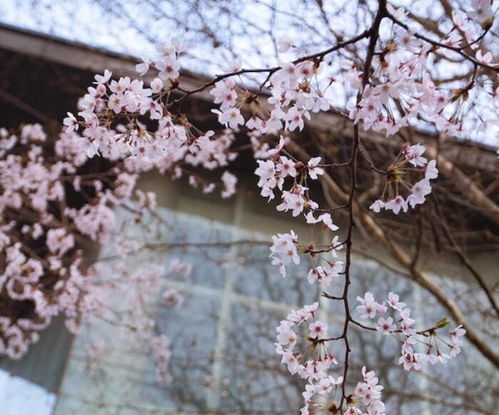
[286,137,499,369]
[170,29,371,105]
[339,1,387,410]
[387,13,499,73]
[0,87,55,125]
[432,197,499,316]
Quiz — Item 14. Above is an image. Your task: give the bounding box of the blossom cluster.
[299,366,387,415]
[306,258,344,286]
[449,0,494,49]
[275,302,337,380]
[352,367,386,415]
[369,143,439,214]
[210,58,331,138]
[0,121,185,363]
[151,334,172,383]
[3,0,491,406]
[350,0,495,138]
[269,231,300,277]
[276,302,388,415]
[0,125,115,357]
[269,230,344,282]
[84,260,181,384]
[61,1,494,410]
[64,51,238,199]
[250,129,348,286]
[356,291,466,371]
[258,138,344,280]
[255,153,324,203]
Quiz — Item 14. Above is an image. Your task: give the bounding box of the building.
[0,22,497,415]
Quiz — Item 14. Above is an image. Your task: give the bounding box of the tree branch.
[286,140,499,369]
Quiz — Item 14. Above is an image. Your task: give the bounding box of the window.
[2,193,496,414]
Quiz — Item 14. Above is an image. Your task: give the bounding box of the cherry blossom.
[213,107,245,129]
[308,320,327,339]
[151,334,172,383]
[2,4,490,408]
[278,34,295,53]
[275,302,337,382]
[162,289,185,308]
[369,143,439,215]
[357,292,466,372]
[270,231,300,277]
[307,261,344,285]
[376,317,396,335]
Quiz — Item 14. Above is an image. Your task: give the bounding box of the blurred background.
[0,1,497,414]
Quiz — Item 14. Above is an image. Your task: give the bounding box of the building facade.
[0,23,497,415]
